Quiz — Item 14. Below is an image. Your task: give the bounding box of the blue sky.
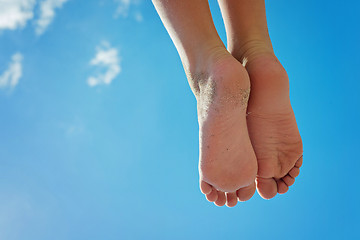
[0,0,359,239]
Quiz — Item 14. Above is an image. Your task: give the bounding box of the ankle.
[182,43,228,73]
[231,40,290,100]
[183,45,235,95]
[228,38,275,65]
[187,54,252,111]
[178,37,225,71]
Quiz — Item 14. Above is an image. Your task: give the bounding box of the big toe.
[256,177,277,199]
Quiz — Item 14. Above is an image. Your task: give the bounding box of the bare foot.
[231,45,303,199]
[187,50,257,207]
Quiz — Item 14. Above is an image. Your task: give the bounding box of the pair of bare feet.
[152,0,303,207]
[191,43,303,207]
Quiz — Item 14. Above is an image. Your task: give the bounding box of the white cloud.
[0,0,69,35]
[114,0,131,17]
[0,0,36,31]
[114,0,142,20]
[87,42,121,87]
[57,116,86,137]
[0,53,23,89]
[35,0,69,35]
[134,11,143,22]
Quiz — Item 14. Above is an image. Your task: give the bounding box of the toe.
[256,177,277,199]
[206,187,218,202]
[277,179,289,194]
[288,167,300,178]
[200,181,212,195]
[282,174,295,186]
[295,155,303,168]
[214,191,226,207]
[236,182,256,202]
[226,192,238,207]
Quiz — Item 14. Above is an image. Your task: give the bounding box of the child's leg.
[218,0,303,199]
[152,0,258,206]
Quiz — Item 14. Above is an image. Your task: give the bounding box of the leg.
[218,0,303,199]
[152,0,258,206]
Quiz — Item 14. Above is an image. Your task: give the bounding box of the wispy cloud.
[87,41,121,87]
[0,0,36,31]
[114,0,142,21]
[57,116,86,137]
[134,11,143,22]
[114,0,131,17]
[35,0,69,35]
[0,0,69,34]
[0,53,23,90]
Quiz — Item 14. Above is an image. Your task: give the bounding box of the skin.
[152,0,258,207]
[218,0,304,199]
[152,0,304,204]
